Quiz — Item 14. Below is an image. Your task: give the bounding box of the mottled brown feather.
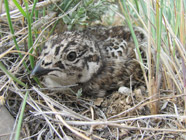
[31,26,147,97]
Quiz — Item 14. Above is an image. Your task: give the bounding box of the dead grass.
[0,0,186,139]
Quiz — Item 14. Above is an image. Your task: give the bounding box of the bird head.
[31,31,102,87]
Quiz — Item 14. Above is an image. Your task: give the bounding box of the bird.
[31,26,147,97]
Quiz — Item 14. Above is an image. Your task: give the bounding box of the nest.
[1,0,186,139]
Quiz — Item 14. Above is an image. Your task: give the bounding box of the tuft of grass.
[117,0,186,115]
[12,0,36,69]
[0,60,28,140]
[118,0,148,88]
[24,0,34,69]
[4,0,29,72]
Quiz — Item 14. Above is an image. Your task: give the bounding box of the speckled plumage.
[31,26,147,97]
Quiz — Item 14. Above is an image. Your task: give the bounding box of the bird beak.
[31,60,53,77]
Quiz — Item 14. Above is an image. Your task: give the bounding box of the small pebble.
[118,87,131,95]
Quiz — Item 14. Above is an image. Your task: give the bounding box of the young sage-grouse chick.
[31,26,147,97]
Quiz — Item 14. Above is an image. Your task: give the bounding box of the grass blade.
[12,0,26,17]
[155,0,163,81]
[31,0,38,22]
[24,0,34,69]
[4,0,29,72]
[0,61,27,88]
[15,91,29,140]
[134,0,139,13]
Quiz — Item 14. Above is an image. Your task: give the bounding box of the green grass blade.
[24,0,34,69]
[0,61,27,88]
[4,0,21,53]
[43,7,46,16]
[31,0,38,23]
[15,91,29,140]
[4,0,29,72]
[119,0,142,62]
[134,0,139,13]
[12,0,26,17]
[118,0,148,91]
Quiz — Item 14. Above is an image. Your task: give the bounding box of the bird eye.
[67,52,77,61]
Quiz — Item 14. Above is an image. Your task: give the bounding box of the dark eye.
[67,52,77,61]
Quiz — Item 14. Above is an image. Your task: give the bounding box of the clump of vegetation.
[57,0,110,29]
[0,0,186,139]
